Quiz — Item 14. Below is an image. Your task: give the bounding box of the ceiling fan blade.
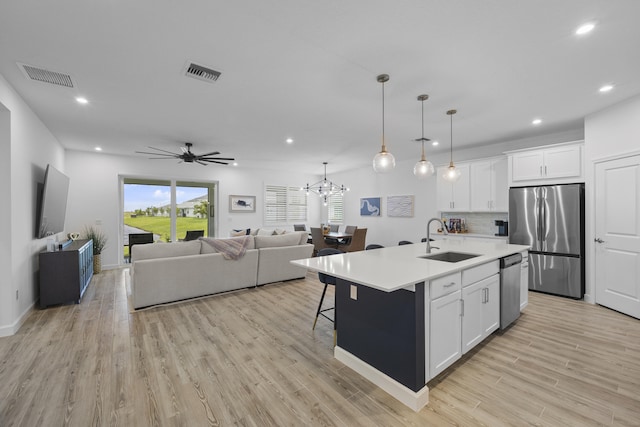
[146,156,181,160]
[135,151,179,157]
[197,151,220,157]
[195,160,209,166]
[200,157,235,161]
[202,160,230,165]
[144,146,180,155]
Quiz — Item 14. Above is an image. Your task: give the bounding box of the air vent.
[184,62,221,83]
[17,63,74,88]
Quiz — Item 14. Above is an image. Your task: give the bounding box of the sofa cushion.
[131,240,201,262]
[200,235,255,254]
[257,228,276,236]
[254,232,301,248]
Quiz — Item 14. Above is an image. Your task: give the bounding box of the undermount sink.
[418,251,480,263]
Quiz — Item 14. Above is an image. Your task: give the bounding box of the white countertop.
[291,240,529,292]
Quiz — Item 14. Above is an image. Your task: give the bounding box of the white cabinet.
[520,251,529,311]
[470,157,508,212]
[461,275,500,353]
[508,142,583,186]
[436,163,470,211]
[428,272,462,379]
[429,290,462,379]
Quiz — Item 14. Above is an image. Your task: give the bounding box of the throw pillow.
[254,233,300,248]
[257,228,276,236]
[274,228,286,235]
[230,229,249,237]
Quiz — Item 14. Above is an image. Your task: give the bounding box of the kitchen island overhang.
[291,240,530,412]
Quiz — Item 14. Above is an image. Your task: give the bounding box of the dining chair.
[339,228,367,252]
[324,224,341,246]
[293,224,307,231]
[128,233,154,262]
[337,225,357,247]
[183,230,205,241]
[365,244,384,250]
[310,227,336,255]
[313,248,344,333]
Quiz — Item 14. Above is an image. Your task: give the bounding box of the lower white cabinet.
[461,274,500,354]
[429,289,462,379]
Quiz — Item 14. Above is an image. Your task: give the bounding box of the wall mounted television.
[36,164,70,239]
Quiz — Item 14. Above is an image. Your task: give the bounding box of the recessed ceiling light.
[599,84,614,93]
[532,118,542,125]
[432,141,439,146]
[232,162,238,167]
[75,96,88,104]
[94,146,102,151]
[286,138,294,144]
[576,22,595,35]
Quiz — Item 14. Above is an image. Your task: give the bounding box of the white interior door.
[595,154,640,319]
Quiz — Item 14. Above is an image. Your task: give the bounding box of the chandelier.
[302,162,349,206]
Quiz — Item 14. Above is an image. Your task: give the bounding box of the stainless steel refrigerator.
[509,184,585,299]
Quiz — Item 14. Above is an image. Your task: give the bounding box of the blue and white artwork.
[360,197,381,216]
[387,195,414,217]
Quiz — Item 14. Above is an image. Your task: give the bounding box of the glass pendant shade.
[442,162,462,182]
[373,74,395,173]
[373,148,396,173]
[414,158,435,178]
[442,109,460,182]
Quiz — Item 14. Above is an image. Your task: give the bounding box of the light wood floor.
[1,269,639,426]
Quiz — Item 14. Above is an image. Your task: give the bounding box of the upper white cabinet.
[507,141,584,186]
[470,157,508,212]
[436,163,470,212]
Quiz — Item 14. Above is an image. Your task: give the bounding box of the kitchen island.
[291,239,529,411]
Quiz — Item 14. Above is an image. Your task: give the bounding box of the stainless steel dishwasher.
[500,252,522,329]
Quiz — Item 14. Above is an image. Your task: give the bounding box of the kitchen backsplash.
[440,212,508,235]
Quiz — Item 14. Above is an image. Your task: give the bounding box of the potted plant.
[83,225,108,274]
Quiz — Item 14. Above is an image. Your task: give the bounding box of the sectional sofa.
[130,231,313,309]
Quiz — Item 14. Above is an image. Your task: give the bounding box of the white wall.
[64,150,322,268]
[0,73,66,336]
[584,94,640,303]
[330,129,584,248]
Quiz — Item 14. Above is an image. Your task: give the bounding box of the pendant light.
[442,109,461,182]
[301,162,349,206]
[372,74,396,173]
[413,94,435,178]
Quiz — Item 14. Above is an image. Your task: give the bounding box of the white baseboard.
[0,301,35,337]
[334,346,429,412]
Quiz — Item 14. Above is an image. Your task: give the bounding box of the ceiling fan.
[136,142,235,165]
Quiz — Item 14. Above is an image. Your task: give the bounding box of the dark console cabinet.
[39,239,94,308]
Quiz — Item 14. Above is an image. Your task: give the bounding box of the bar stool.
[313,248,344,337]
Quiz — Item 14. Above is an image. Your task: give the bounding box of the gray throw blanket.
[199,236,251,260]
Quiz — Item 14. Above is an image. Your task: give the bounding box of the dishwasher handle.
[500,253,522,269]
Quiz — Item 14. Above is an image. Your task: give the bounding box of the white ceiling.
[1,1,639,174]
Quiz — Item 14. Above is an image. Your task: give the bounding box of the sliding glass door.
[122,178,217,263]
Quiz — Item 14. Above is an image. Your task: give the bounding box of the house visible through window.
[264,185,307,225]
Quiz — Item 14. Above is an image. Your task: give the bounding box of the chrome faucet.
[426,218,447,253]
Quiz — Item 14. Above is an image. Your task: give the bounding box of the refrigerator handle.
[541,187,547,243]
[536,188,542,246]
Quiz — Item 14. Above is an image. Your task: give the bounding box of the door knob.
[594,238,605,243]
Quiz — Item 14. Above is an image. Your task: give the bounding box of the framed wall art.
[360,197,381,216]
[387,195,414,217]
[229,195,256,212]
